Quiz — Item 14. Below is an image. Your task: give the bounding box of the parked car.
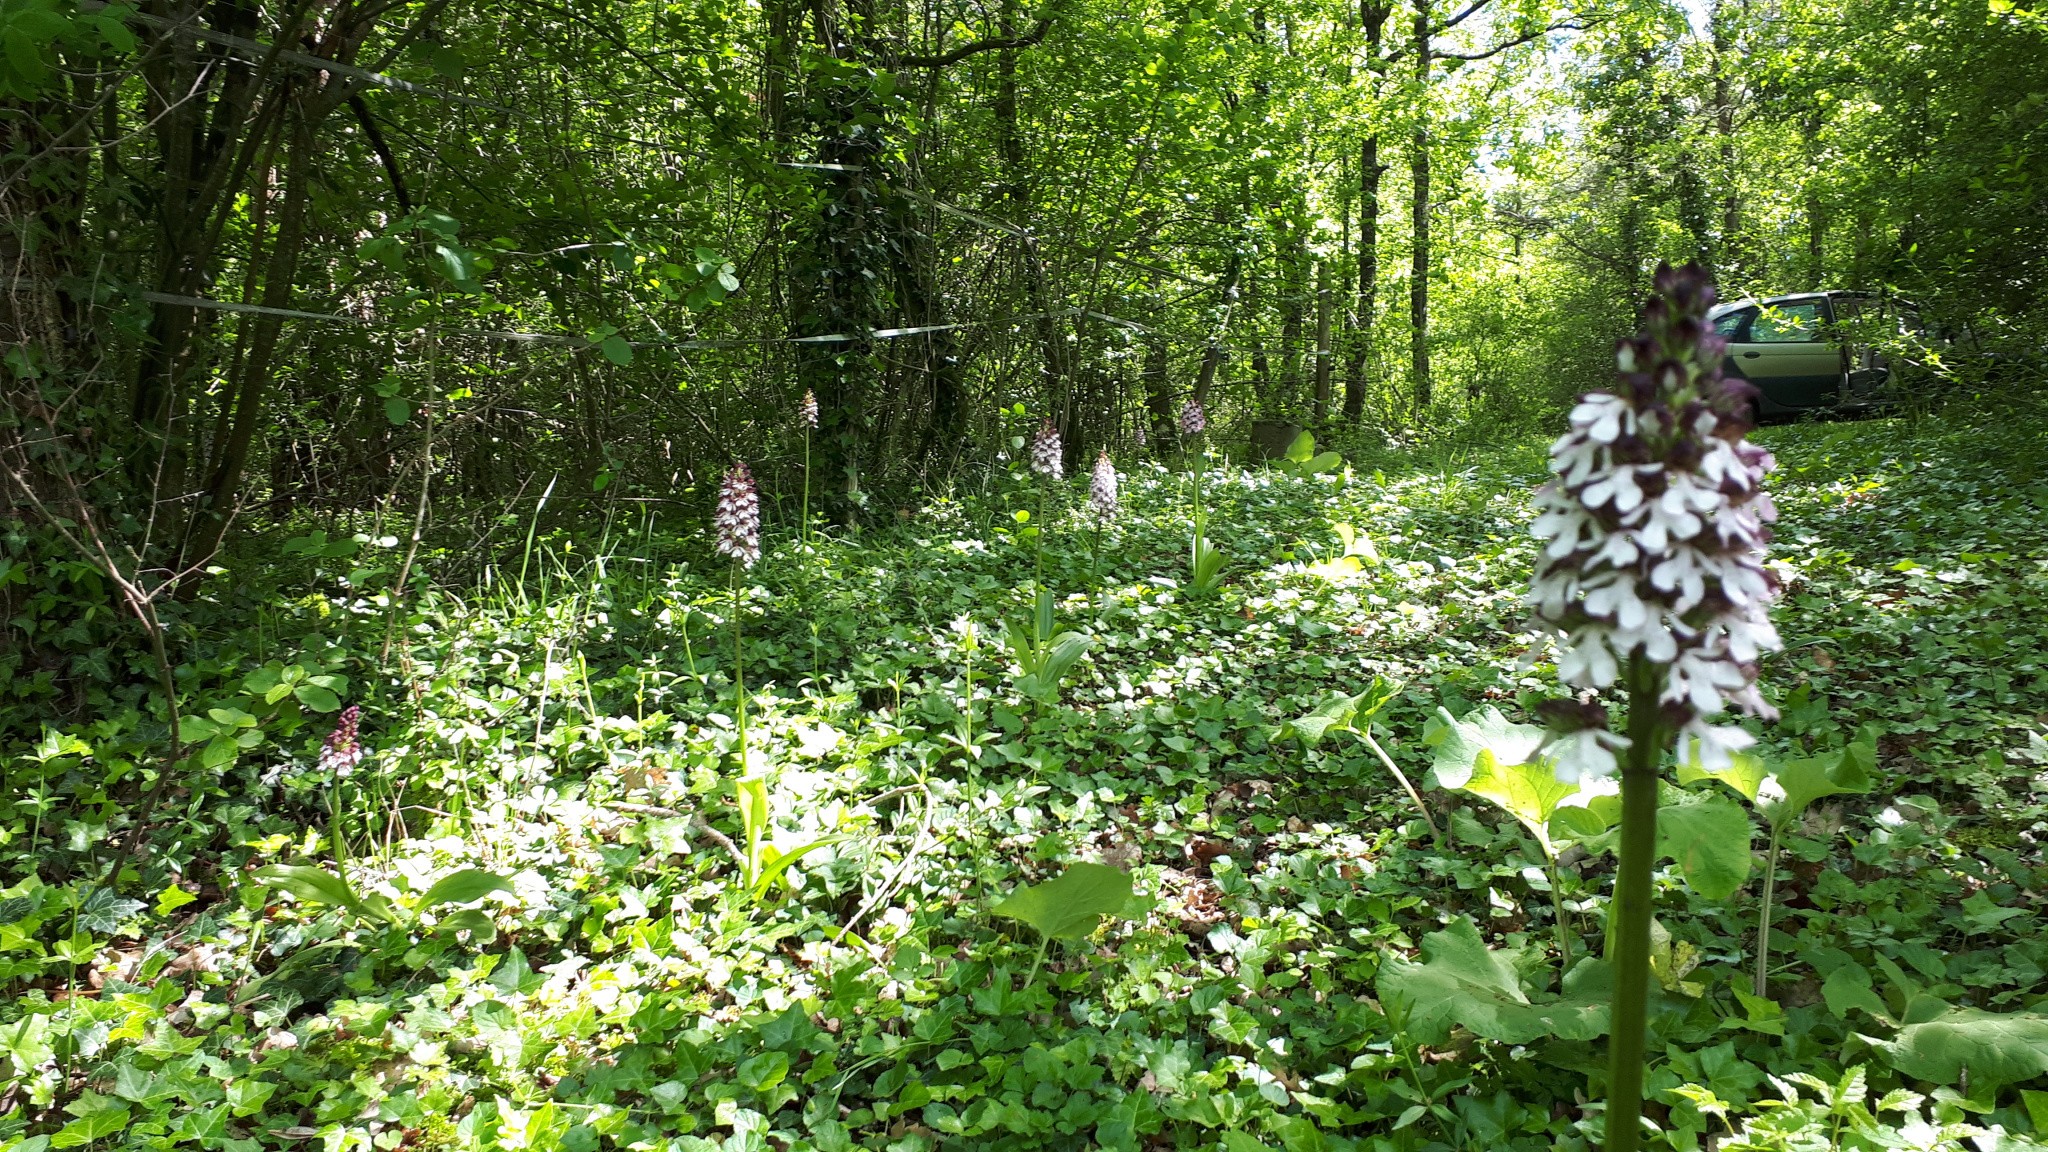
[1706,291,1924,419]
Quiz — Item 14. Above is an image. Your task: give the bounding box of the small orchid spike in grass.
[1088,451,1119,525]
[1179,397,1205,438]
[1030,420,1064,481]
[318,705,364,778]
[799,388,819,429]
[1531,261,1781,1152]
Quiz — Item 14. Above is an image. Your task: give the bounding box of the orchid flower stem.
[1756,825,1783,998]
[732,564,746,774]
[1359,728,1443,845]
[1605,655,1669,1152]
[1548,854,1573,970]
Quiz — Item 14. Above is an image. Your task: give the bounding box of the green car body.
[1707,291,1922,419]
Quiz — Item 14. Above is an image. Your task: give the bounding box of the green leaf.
[293,684,341,713]
[752,838,845,899]
[1375,918,1609,1045]
[384,395,411,425]
[598,334,633,366]
[1456,744,1578,850]
[1874,1008,2048,1089]
[1676,749,1768,803]
[1283,677,1398,747]
[51,1106,129,1148]
[738,1051,791,1091]
[1284,429,1317,463]
[226,1078,277,1117]
[1655,797,1753,899]
[415,868,514,912]
[1548,801,1618,843]
[154,884,197,917]
[251,864,394,925]
[429,44,466,78]
[1759,740,1874,829]
[1823,964,1892,1024]
[1421,706,1546,791]
[437,907,497,942]
[991,862,1134,941]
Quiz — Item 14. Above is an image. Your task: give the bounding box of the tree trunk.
[1345,2,1393,424]
[1313,260,1333,423]
[1409,0,1432,415]
[1711,0,1740,283]
[181,104,317,570]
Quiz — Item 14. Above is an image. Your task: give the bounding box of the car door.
[1727,299,1842,409]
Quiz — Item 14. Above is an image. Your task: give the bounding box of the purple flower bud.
[1529,261,1780,782]
[799,389,819,430]
[1030,420,1063,480]
[318,705,363,777]
[715,461,762,568]
[1179,398,1206,438]
[1089,451,1119,523]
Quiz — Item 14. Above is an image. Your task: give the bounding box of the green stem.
[1027,935,1050,987]
[801,428,811,549]
[1360,729,1443,845]
[1606,655,1668,1152]
[732,565,746,774]
[1547,852,1573,971]
[1756,825,1783,998]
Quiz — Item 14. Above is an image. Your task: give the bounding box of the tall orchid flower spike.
[1088,451,1119,524]
[715,461,761,568]
[1535,262,1782,1152]
[1030,420,1064,481]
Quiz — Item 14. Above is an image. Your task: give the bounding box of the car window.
[1750,302,1824,343]
[1713,308,1755,337]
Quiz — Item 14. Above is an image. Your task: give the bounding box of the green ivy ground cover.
[3,412,2046,1152]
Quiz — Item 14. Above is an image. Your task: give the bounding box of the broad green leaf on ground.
[1759,740,1875,829]
[1421,706,1545,791]
[1823,964,1894,1024]
[991,863,1133,941]
[1677,750,1769,803]
[1654,796,1754,899]
[1283,677,1398,747]
[1453,744,1578,847]
[1872,1008,2048,1089]
[1376,918,1609,1045]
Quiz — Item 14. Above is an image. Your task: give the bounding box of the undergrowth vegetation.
[3,410,2047,1152]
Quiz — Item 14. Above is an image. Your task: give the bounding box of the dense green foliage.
[3,410,2046,1149]
[6,0,2048,1148]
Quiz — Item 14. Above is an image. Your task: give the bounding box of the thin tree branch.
[897,5,1060,66]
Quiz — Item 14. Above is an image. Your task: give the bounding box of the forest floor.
[6,411,2048,1152]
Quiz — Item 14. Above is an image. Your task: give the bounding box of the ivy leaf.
[51,1105,130,1148]
[75,887,143,934]
[991,862,1133,941]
